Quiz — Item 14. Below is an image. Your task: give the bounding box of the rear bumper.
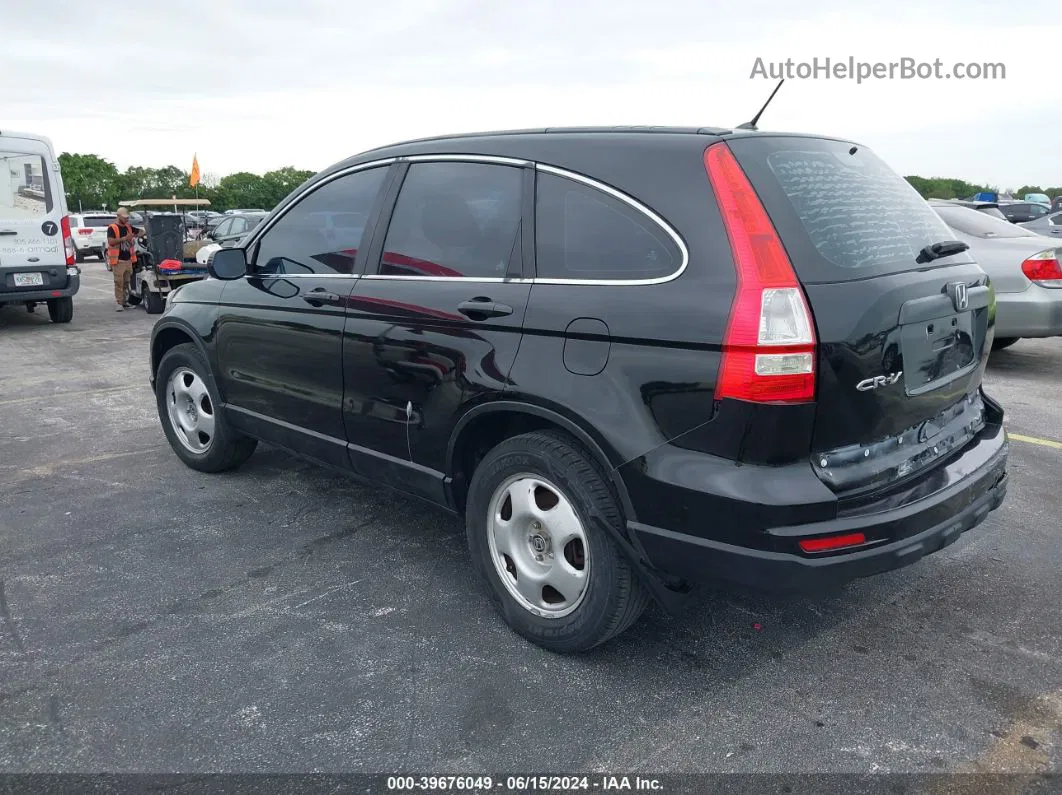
[629,423,1008,592]
[0,271,81,304]
[994,286,1062,338]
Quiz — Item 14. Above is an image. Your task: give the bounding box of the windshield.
[933,204,1041,238]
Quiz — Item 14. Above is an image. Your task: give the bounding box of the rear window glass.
[83,215,116,227]
[1,150,53,217]
[728,137,963,282]
[933,204,1039,238]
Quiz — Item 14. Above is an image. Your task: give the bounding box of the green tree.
[58,153,121,211]
[1015,185,1045,199]
[215,172,270,211]
[262,167,315,207]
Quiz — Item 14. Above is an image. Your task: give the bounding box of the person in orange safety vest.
[106,207,145,311]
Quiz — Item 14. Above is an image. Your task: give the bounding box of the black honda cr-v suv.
[150,127,1009,652]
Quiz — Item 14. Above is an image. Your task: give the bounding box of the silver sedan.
[1018,209,1062,238]
[930,200,1062,350]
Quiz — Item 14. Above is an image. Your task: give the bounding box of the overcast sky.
[4,0,1059,189]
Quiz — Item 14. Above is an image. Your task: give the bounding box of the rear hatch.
[78,214,117,250]
[726,134,995,495]
[0,134,70,292]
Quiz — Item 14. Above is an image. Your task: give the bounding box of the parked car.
[0,130,80,323]
[194,212,267,265]
[1023,193,1051,207]
[1018,210,1062,237]
[223,208,267,215]
[998,201,1052,224]
[931,200,1062,349]
[68,212,116,262]
[151,127,1009,652]
[1052,196,1062,213]
[950,200,1008,220]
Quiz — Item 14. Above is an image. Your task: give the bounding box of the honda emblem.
[947,281,969,312]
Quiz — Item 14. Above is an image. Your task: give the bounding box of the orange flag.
[190,154,201,188]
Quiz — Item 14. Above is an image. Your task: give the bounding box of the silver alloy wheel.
[166,367,216,454]
[487,474,590,619]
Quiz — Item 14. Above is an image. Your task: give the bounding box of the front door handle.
[457,298,514,319]
[302,290,342,306]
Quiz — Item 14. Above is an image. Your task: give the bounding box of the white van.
[0,130,80,323]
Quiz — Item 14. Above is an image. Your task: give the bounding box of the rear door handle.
[457,298,514,319]
[302,290,342,305]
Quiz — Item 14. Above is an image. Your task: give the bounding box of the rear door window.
[727,136,964,283]
[1,150,53,218]
[378,161,522,279]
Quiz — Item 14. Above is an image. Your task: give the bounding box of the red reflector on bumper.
[798,532,866,553]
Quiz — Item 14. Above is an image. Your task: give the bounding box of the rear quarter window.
[0,150,53,218]
[534,170,683,282]
[727,136,965,283]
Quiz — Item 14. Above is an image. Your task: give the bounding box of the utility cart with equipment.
[121,199,213,314]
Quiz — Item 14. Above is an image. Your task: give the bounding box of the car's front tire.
[465,430,649,653]
[156,342,257,473]
[992,337,1020,351]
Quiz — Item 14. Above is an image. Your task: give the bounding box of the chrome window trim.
[243,154,689,287]
[400,154,531,167]
[361,275,526,283]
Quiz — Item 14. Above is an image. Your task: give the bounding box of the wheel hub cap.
[486,475,590,619]
[165,367,216,455]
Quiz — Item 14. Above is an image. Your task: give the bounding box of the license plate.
[14,272,44,287]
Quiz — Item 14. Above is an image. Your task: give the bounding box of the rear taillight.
[1021,250,1062,286]
[60,216,76,266]
[78,228,94,235]
[704,143,817,404]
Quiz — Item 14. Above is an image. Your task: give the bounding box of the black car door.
[342,158,532,502]
[214,165,390,470]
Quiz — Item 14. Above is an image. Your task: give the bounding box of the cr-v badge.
[856,371,903,391]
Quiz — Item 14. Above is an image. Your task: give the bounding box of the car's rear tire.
[465,430,649,653]
[156,342,257,473]
[992,337,1020,351]
[74,249,84,263]
[143,284,165,315]
[47,297,73,324]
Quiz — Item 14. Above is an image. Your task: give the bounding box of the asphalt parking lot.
[1,261,1061,776]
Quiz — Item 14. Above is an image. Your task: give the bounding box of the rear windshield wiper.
[918,240,969,263]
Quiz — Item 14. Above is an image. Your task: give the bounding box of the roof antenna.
[736,78,784,131]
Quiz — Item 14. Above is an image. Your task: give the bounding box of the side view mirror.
[209,247,247,280]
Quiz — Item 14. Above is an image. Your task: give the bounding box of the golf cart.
[121,199,213,314]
